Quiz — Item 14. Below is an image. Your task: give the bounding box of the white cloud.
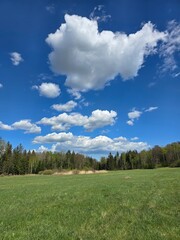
[52,100,77,112]
[128,110,142,120]
[12,120,41,134]
[33,132,73,143]
[127,106,159,125]
[89,5,111,22]
[10,52,23,66]
[33,132,149,154]
[0,83,3,88]
[160,21,180,76]
[0,121,13,130]
[84,110,117,131]
[46,14,165,92]
[32,82,61,98]
[32,85,38,90]
[78,98,90,108]
[37,145,49,152]
[38,73,52,81]
[126,120,134,126]
[37,109,117,132]
[81,101,89,107]
[127,109,142,126]
[67,88,82,99]
[38,112,87,131]
[145,106,158,112]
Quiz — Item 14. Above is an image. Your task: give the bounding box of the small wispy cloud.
[38,73,52,81]
[173,72,180,78]
[89,5,111,22]
[145,106,158,112]
[126,120,134,126]
[127,106,158,126]
[0,83,3,88]
[79,98,90,107]
[46,4,55,14]
[67,89,81,100]
[148,82,156,88]
[159,20,180,77]
[101,129,110,134]
[10,52,23,66]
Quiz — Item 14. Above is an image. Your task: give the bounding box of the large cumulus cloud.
[33,132,149,155]
[46,14,166,92]
[37,109,117,132]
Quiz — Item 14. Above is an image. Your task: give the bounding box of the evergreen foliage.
[0,138,179,175]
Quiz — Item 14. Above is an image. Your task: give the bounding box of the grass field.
[0,168,179,240]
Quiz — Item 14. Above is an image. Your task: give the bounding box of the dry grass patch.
[53,170,108,176]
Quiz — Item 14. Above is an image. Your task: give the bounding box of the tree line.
[99,142,180,170]
[0,138,179,175]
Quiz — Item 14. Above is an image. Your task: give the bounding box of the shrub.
[170,160,180,167]
[39,169,54,175]
[72,169,80,174]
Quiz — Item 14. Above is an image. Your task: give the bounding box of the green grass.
[0,168,179,240]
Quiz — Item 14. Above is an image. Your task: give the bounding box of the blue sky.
[0,0,179,158]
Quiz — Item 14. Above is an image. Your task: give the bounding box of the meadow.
[0,168,179,240]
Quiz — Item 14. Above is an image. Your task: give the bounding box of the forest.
[0,138,180,175]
